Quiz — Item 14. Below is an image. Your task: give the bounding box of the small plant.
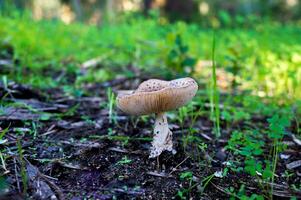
[210,33,221,138]
[107,87,117,124]
[17,139,27,196]
[226,184,264,200]
[224,45,245,90]
[198,173,215,193]
[165,34,197,77]
[226,112,292,198]
[267,114,291,199]
[117,156,132,165]
[0,127,9,174]
[177,171,194,199]
[63,85,83,98]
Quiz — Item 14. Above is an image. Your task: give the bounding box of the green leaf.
[180,171,193,180]
[244,159,256,176]
[182,57,196,67]
[262,165,273,179]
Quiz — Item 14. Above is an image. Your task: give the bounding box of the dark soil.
[0,78,300,200]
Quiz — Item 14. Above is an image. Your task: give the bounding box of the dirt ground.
[0,78,300,200]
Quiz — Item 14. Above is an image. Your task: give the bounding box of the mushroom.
[116,77,198,158]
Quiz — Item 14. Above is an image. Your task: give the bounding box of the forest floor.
[0,16,301,200]
[0,76,300,200]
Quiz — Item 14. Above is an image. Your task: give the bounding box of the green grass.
[16,138,27,196]
[210,32,221,138]
[0,14,301,101]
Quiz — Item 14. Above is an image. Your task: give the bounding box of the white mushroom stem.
[149,112,174,158]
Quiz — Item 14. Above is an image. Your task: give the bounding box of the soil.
[0,75,300,200]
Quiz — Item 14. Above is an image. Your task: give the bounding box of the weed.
[177,171,194,199]
[210,33,221,138]
[165,33,197,77]
[117,156,132,165]
[198,173,215,193]
[0,151,8,173]
[16,139,27,197]
[0,125,9,143]
[267,114,291,199]
[226,112,292,198]
[63,85,83,98]
[226,184,264,200]
[107,87,117,124]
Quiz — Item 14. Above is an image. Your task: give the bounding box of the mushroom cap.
[116,77,198,115]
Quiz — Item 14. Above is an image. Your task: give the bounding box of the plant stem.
[270,139,278,200]
[211,32,221,138]
[17,139,27,197]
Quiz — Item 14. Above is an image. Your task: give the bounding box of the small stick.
[169,156,190,175]
[41,129,56,137]
[146,171,173,178]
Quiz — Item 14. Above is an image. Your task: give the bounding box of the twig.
[211,182,233,197]
[200,133,212,141]
[146,171,173,178]
[39,174,64,200]
[41,129,56,137]
[108,147,129,153]
[42,174,58,181]
[56,161,83,170]
[24,158,64,200]
[108,147,143,155]
[169,156,190,175]
[292,134,301,146]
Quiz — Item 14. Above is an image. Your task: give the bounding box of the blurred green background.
[0,0,301,101]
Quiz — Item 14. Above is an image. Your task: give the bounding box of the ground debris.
[146,171,174,178]
[26,162,58,200]
[14,99,69,111]
[286,160,301,170]
[292,134,301,146]
[0,82,43,100]
[112,187,146,196]
[0,107,45,120]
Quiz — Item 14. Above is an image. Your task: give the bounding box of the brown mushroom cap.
[117,77,198,115]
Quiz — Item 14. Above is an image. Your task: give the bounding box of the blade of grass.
[211,32,221,138]
[17,139,27,197]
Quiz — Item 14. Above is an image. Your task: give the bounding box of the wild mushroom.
[116,77,198,158]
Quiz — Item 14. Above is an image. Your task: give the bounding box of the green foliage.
[226,112,293,197]
[0,15,300,101]
[0,125,9,144]
[226,184,264,200]
[222,109,250,123]
[267,114,291,199]
[180,171,193,181]
[17,139,27,196]
[210,33,221,138]
[107,87,117,124]
[227,130,264,158]
[117,156,132,165]
[165,33,197,77]
[267,114,291,139]
[177,171,195,199]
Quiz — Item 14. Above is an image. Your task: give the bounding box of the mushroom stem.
[149,112,173,158]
